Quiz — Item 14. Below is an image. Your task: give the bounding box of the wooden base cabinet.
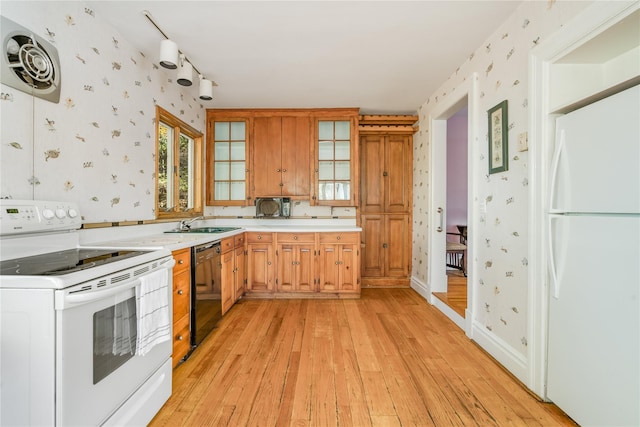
[221,234,247,315]
[171,248,191,368]
[247,232,276,292]
[244,231,360,298]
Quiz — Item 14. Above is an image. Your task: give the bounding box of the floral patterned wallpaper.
[0,1,205,223]
[412,1,590,357]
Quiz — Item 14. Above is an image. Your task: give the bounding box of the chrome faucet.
[179,216,204,231]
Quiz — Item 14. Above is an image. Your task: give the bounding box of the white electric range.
[0,200,174,426]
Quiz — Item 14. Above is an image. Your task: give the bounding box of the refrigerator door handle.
[549,128,566,213]
[548,216,559,298]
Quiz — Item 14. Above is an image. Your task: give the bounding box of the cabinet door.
[361,215,384,277]
[208,119,248,205]
[247,243,275,292]
[359,135,385,212]
[253,116,283,196]
[339,244,359,293]
[221,250,235,315]
[296,245,315,292]
[318,244,339,292]
[385,214,410,277]
[281,116,311,197]
[385,135,412,212]
[277,244,297,292]
[234,245,246,302]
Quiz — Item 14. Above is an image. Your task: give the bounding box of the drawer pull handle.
[178,260,184,264]
[257,235,262,240]
[337,236,341,240]
[294,235,298,240]
[177,289,183,295]
[177,335,183,341]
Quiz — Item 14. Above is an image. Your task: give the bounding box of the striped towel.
[135,269,171,356]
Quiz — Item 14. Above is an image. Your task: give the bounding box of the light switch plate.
[518,132,529,152]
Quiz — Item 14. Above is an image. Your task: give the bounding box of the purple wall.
[446,107,468,234]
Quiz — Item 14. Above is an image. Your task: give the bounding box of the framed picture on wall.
[488,100,508,174]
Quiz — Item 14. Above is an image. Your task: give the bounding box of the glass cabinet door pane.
[230,142,245,161]
[334,121,350,140]
[335,161,350,180]
[335,141,350,160]
[335,182,350,200]
[318,161,334,180]
[215,162,229,180]
[318,141,334,160]
[318,182,334,200]
[215,142,229,160]
[215,182,229,200]
[230,162,245,180]
[230,122,245,140]
[318,121,334,140]
[230,182,245,200]
[214,122,229,141]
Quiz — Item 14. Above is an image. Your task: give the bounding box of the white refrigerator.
[546,84,640,426]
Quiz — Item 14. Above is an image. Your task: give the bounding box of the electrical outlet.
[518,132,529,152]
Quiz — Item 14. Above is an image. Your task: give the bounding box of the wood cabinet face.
[277,243,316,292]
[234,244,246,301]
[360,214,410,279]
[252,116,311,197]
[220,250,235,315]
[318,243,359,293]
[360,134,411,213]
[207,119,249,206]
[172,248,191,367]
[247,242,275,292]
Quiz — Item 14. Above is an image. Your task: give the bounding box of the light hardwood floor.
[433,271,468,318]
[150,288,575,426]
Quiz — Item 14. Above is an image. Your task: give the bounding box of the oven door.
[54,260,173,426]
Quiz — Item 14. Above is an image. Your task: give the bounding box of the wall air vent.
[1,16,61,103]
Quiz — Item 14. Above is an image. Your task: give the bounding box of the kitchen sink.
[165,226,240,234]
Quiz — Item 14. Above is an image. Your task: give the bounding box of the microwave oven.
[255,197,291,218]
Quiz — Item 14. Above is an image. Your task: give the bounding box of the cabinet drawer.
[318,232,359,244]
[173,314,190,367]
[221,236,234,253]
[277,232,315,243]
[172,248,190,273]
[234,233,246,248]
[173,269,190,320]
[246,232,273,243]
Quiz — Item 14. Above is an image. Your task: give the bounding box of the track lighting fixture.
[143,10,216,100]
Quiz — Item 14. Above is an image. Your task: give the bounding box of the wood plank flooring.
[150,288,576,427]
[433,271,468,318]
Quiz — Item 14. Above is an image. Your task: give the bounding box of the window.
[207,119,248,205]
[156,107,203,218]
[317,120,352,202]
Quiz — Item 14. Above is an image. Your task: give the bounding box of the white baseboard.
[471,320,528,385]
[410,276,430,300]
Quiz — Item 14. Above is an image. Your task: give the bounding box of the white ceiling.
[91,1,523,114]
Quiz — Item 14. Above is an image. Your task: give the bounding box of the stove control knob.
[55,208,67,219]
[42,208,55,220]
[67,208,78,218]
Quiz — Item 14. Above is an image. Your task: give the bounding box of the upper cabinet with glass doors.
[313,109,359,206]
[206,114,249,206]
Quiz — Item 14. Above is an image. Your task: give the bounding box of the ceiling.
[91,1,523,114]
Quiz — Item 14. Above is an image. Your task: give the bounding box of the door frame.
[427,73,479,336]
[528,1,638,399]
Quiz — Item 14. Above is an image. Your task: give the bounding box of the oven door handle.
[57,263,173,309]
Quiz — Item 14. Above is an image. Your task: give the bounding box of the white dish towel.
[135,269,171,356]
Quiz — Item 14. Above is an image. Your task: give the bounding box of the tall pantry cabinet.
[359,116,416,287]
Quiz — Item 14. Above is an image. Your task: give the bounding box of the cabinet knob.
[276,168,281,172]
[293,235,298,240]
[282,168,287,172]
[336,235,341,240]
[383,171,388,177]
[177,289,183,295]
[178,259,184,264]
[268,261,272,265]
[176,335,183,341]
[257,235,262,240]
[382,243,388,249]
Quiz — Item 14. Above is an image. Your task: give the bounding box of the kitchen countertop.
[92,225,361,252]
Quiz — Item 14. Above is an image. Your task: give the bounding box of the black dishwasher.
[191,241,222,347]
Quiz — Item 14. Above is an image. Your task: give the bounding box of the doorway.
[428,73,478,335]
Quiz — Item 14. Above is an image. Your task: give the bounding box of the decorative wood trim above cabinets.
[358,114,419,134]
